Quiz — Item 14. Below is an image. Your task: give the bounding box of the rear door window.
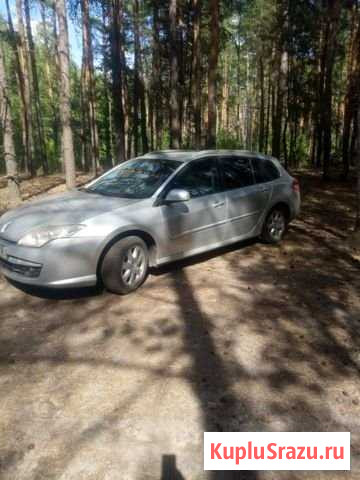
[219,156,254,190]
[252,158,280,184]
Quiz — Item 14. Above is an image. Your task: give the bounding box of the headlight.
[18,225,85,247]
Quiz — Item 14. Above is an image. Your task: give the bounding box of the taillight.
[292,178,300,193]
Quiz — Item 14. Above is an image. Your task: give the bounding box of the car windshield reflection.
[84,158,181,199]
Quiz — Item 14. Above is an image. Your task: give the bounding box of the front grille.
[0,257,42,278]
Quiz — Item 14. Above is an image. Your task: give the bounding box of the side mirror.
[164,189,191,204]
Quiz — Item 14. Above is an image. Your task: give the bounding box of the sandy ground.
[0,172,359,479]
[0,174,93,213]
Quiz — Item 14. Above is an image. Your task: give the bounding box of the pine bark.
[24,0,48,174]
[55,0,76,189]
[315,0,342,179]
[133,0,140,156]
[271,1,287,159]
[151,1,162,149]
[356,107,360,231]
[342,4,360,180]
[264,69,271,154]
[169,0,181,148]
[41,1,61,171]
[51,2,62,171]
[101,1,113,167]
[5,0,31,176]
[133,0,148,155]
[192,0,201,148]
[322,1,341,179]
[110,0,126,163]
[0,45,21,206]
[207,0,219,148]
[258,55,265,153]
[81,0,99,175]
[16,0,34,175]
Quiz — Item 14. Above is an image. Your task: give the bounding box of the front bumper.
[0,236,101,288]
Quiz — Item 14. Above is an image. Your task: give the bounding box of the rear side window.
[252,158,280,183]
[219,156,254,190]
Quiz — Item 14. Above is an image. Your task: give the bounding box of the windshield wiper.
[78,187,98,194]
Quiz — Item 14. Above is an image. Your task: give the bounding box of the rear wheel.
[100,236,149,294]
[262,207,287,244]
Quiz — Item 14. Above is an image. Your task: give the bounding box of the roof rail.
[144,149,198,155]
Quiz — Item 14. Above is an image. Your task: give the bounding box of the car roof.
[142,149,275,163]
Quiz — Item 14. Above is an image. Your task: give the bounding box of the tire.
[100,236,149,294]
[261,207,287,244]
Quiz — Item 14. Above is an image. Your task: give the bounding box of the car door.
[251,156,281,202]
[218,155,270,240]
[159,157,228,258]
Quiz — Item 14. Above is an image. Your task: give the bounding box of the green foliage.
[0,0,357,176]
[217,129,244,149]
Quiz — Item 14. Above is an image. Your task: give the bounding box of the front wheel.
[100,236,149,294]
[262,208,287,244]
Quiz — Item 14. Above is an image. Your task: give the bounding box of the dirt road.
[0,173,359,479]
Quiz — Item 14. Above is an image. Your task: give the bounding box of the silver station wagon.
[0,150,300,294]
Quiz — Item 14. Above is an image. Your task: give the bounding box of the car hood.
[0,190,141,242]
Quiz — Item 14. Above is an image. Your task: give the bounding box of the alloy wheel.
[121,245,146,287]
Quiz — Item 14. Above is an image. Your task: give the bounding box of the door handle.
[212,201,225,208]
[258,186,270,192]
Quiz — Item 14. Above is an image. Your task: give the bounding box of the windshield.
[84,158,182,199]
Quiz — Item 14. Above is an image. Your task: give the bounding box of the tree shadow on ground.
[160,455,185,480]
[170,268,261,480]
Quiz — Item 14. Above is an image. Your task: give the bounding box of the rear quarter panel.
[268,172,300,221]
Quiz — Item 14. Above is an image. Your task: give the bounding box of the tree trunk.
[219,52,228,133]
[264,69,271,154]
[0,45,21,206]
[55,0,76,189]
[5,0,30,175]
[342,98,352,179]
[24,0,48,174]
[356,106,360,231]
[282,114,288,168]
[151,1,162,150]
[317,0,342,179]
[258,55,265,153]
[120,43,131,159]
[101,1,113,168]
[51,1,62,171]
[110,0,126,163]
[81,0,99,175]
[15,0,33,175]
[245,50,252,149]
[169,0,181,148]
[177,2,185,144]
[133,0,140,156]
[80,66,90,171]
[132,0,148,155]
[351,106,358,161]
[272,51,287,159]
[207,0,219,148]
[139,75,148,154]
[271,0,288,160]
[342,4,360,180]
[40,0,60,173]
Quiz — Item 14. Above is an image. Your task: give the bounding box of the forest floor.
[0,173,93,213]
[0,171,360,479]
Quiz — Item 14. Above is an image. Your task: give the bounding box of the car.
[0,150,300,294]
